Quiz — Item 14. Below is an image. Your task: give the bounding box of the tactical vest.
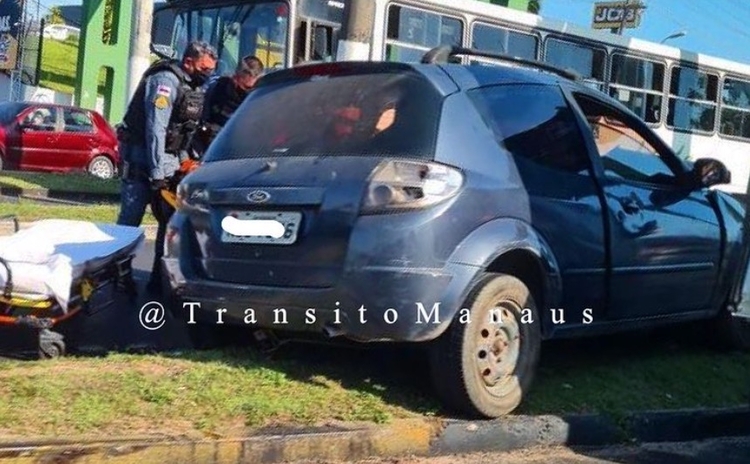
[122,59,205,154]
[204,76,249,128]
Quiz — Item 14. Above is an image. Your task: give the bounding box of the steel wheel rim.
[474,301,522,398]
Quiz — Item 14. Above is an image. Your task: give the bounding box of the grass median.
[0,327,747,439]
[0,199,156,225]
[0,172,119,196]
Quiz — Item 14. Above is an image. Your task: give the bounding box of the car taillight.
[175,183,187,210]
[360,160,463,214]
[176,183,209,212]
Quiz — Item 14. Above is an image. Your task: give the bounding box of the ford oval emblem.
[247,190,271,203]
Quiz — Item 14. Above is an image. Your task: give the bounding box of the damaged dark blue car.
[162,46,750,418]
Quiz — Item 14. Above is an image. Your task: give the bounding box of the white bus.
[152,0,750,194]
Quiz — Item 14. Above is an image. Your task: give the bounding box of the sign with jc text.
[592,2,644,30]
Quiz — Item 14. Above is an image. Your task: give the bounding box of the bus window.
[543,37,606,90]
[608,53,665,125]
[189,9,219,44]
[666,66,718,133]
[470,22,537,61]
[720,77,750,139]
[385,4,464,63]
[172,14,188,57]
[169,3,290,76]
[298,0,345,24]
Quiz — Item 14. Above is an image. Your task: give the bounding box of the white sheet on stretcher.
[0,219,145,311]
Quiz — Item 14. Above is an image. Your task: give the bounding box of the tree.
[45,6,65,25]
[528,0,542,14]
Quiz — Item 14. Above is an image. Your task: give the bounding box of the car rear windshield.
[202,69,444,161]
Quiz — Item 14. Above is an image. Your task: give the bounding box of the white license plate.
[220,211,302,245]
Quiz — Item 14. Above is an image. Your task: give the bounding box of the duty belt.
[121,161,150,181]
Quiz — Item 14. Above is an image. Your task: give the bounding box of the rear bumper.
[163,257,480,342]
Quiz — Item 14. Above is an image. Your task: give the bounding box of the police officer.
[115,40,218,293]
[194,55,264,153]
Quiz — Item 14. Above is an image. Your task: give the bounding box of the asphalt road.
[310,436,750,464]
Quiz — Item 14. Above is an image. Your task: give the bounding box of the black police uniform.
[194,76,250,153]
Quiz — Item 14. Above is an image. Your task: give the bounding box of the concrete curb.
[0,221,158,241]
[0,408,747,463]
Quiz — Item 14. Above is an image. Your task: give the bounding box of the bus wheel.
[428,273,541,418]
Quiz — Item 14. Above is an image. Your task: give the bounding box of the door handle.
[619,193,641,214]
[620,197,640,214]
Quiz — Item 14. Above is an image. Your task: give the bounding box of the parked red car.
[0,102,120,179]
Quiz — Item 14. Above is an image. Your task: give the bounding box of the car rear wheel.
[428,273,541,418]
[88,155,114,179]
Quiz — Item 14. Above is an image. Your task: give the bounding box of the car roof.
[259,60,568,95]
[435,62,567,90]
[17,102,101,114]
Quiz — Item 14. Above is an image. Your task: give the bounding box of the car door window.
[573,93,681,186]
[467,83,592,175]
[23,107,56,131]
[62,108,95,133]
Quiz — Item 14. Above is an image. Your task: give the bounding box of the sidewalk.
[0,408,748,463]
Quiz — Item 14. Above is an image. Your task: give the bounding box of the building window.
[608,53,665,125]
[385,4,464,63]
[666,65,718,133]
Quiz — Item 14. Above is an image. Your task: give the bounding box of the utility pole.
[127,0,154,102]
[336,0,375,61]
[612,0,631,35]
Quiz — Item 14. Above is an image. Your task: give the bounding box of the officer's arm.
[143,73,178,181]
[201,79,219,122]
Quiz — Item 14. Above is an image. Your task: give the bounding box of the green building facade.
[478,0,534,11]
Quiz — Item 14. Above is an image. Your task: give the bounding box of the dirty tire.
[88,155,114,179]
[429,273,541,418]
[714,307,750,351]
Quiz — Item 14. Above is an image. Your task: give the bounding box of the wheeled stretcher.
[0,216,145,358]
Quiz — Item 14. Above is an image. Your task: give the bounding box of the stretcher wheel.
[38,329,66,359]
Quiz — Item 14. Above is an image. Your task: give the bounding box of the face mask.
[191,71,211,87]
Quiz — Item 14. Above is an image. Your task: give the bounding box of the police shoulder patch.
[154,95,170,109]
[156,84,172,97]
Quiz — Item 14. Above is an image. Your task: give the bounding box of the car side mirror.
[693,158,731,188]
